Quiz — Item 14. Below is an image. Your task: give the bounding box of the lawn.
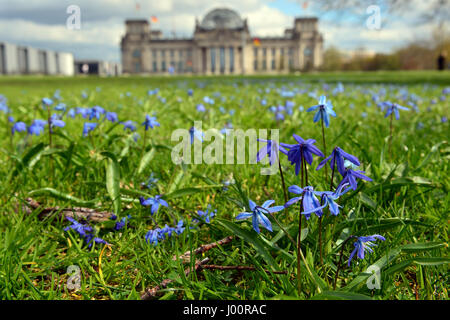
[0,71,448,300]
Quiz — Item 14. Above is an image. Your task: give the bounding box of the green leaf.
[137,148,156,175]
[165,185,223,199]
[400,242,446,252]
[102,152,121,215]
[28,187,97,207]
[216,218,280,272]
[311,291,372,300]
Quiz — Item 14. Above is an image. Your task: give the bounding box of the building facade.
[74,60,122,76]
[121,8,323,75]
[0,42,74,76]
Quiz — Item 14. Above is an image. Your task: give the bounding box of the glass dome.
[200,8,244,30]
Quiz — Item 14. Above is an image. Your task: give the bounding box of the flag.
[151,16,159,23]
[253,38,261,46]
[135,2,140,10]
[302,1,308,9]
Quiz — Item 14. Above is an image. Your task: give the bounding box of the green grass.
[0,71,448,300]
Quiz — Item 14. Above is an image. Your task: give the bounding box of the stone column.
[206,47,211,75]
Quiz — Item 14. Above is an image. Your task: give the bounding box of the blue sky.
[0,0,439,62]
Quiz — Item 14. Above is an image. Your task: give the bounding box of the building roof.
[200,8,244,30]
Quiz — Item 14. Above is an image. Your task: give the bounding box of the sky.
[0,0,441,62]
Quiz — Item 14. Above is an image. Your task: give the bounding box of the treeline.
[321,40,450,71]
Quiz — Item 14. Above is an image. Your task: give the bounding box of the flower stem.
[333,235,355,290]
[296,156,305,296]
[278,158,289,223]
[321,118,328,184]
[389,112,393,161]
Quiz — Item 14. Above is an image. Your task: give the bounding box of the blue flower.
[348,235,386,266]
[236,199,284,233]
[281,134,324,175]
[193,206,216,224]
[337,163,372,191]
[306,95,336,127]
[256,139,288,165]
[64,217,108,248]
[12,121,27,135]
[82,122,97,137]
[114,215,132,231]
[139,195,168,215]
[145,229,160,246]
[142,115,160,130]
[121,120,137,132]
[174,220,185,235]
[189,126,204,144]
[187,89,193,96]
[141,173,159,189]
[196,104,206,112]
[316,146,360,176]
[303,183,351,216]
[284,186,323,219]
[89,106,105,120]
[42,97,53,107]
[27,120,47,136]
[49,115,65,131]
[383,101,409,120]
[106,112,118,123]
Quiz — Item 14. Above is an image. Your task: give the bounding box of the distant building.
[74,60,122,76]
[121,8,323,75]
[0,42,74,75]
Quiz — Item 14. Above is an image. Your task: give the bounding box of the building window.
[289,58,293,69]
[179,50,183,58]
[263,48,267,56]
[132,49,141,58]
[271,59,275,70]
[229,47,234,73]
[170,49,174,57]
[210,47,216,72]
[153,62,157,72]
[281,48,285,56]
[220,47,225,74]
[254,48,258,57]
[178,61,183,73]
[161,49,165,57]
[161,61,166,71]
[152,49,157,58]
[254,60,258,71]
[289,47,294,56]
[262,60,267,70]
[272,48,276,56]
[304,47,312,57]
[135,62,141,72]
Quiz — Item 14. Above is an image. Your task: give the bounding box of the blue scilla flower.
[187,89,193,96]
[89,106,105,120]
[316,146,360,176]
[337,162,372,190]
[67,108,76,118]
[141,173,159,189]
[196,104,206,112]
[174,220,185,235]
[82,122,97,137]
[114,215,132,231]
[12,121,27,135]
[139,195,168,215]
[284,185,323,219]
[348,235,386,266]
[256,139,288,165]
[236,199,284,234]
[281,134,324,176]
[303,183,351,216]
[189,126,204,144]
[54,103,66,112]
[64,217,108,248]
[76,107,89,119]
[142,115,160,130]
[203,96,214,104]
[145,229,160,245]
[383,101,409,120]
[27,120,47,136]
[42,97,53,107]
[106,112,118,123]
[307,95,336,128]
[193,205,216,224]
[121,120,137,132]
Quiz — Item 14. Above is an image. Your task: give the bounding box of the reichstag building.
[121,8,323,75]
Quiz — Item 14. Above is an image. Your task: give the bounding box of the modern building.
[0,42,74,75]
[74,60,122,76]
[121,8,323,75]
